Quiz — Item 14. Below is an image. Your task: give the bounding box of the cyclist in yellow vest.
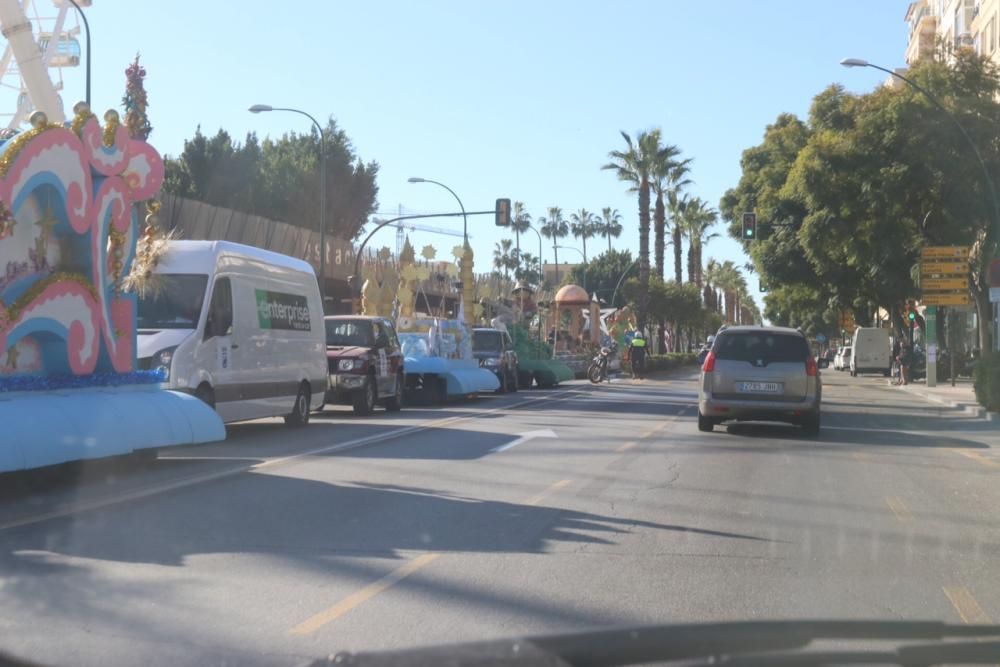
[630,331,647,379]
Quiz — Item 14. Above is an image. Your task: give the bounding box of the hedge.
[643,353,700,373]
[974,351,1000,412]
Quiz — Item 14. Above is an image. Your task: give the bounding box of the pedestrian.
[630,330,647,379]
[898,341,912,386]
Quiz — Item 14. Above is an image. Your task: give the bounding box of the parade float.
[0,44,224,472]
[358,238,499,401]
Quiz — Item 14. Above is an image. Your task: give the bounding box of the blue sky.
[28,1,908,297]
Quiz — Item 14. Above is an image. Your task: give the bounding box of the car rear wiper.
[316,620,1000,667]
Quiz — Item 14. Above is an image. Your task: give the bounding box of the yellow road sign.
[922,277,969,290]
[921,261,968,276]
[921,246,969,259]
[922,294,970,306]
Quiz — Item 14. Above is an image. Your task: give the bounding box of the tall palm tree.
[703,258,721,310]
[517,251,540,285]
[681,197,719,288]
[649,142,688,281]
[597,207,623,254]
[716,260,742,324]
[511,201,531,261]
[538,206,569,285]
[493,239,514,280]
[603,130,659,327]
[570,208,596,262]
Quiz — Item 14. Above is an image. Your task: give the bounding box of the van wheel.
[353,376,377,416]
[697,412,715,433]
[195,383,215,409]
[495,371,507,394]
[385,372,404,412]
[284,382,311,427]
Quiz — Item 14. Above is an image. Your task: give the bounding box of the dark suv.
[698,326,821,436]
[325,316,404,415]
[472,328,519,393]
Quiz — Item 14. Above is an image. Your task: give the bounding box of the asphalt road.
[1,368,999,666]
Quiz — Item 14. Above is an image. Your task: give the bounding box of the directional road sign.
[921,261,969,277]
[922,277,969,290]
[921,246,969,260]
[921,293,970,306]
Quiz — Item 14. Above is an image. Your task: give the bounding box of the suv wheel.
[385,372,404,412]
[697,412,715,433]
[353,376,376,416]
[801,412,821,437]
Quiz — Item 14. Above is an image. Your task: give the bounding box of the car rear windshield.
[714,332,810,364]
[473,331,503,352]
[326,319,375,347]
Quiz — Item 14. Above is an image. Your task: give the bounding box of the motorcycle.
[588,345,615,383]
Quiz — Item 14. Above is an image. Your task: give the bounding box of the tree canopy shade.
[163,120,379,241]
[720,51,1000,346]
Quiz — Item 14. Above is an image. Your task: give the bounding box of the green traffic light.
[908,311,916,321]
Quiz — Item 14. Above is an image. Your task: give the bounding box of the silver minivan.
[698,326,822,436]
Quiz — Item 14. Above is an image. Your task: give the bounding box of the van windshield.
[472,331,503,352]
[137,274,209,330]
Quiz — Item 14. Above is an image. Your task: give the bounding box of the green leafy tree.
[566,249,636,307]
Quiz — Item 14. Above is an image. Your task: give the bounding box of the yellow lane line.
[943,586,993,624]
[288,553,441,636]
[288,478,574,636]
[952,449,1000,468]
[615,441,637,453]
[885,496,913,522]
[524,479,573,506]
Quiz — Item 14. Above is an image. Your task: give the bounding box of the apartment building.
[905,0,1000,65]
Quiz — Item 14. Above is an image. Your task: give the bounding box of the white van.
[137,240,328,426]
[850,327,892,377]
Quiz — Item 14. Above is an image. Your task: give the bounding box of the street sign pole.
[925,306,937,387]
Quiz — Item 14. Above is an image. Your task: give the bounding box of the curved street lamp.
[249,104,327,299]
[555,245,587,291]
[408,177,468,244]
[840,58,1000,248]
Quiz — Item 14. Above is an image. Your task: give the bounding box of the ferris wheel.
[0,0,89,129]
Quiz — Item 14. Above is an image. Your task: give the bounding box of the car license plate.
[738,381,782,394]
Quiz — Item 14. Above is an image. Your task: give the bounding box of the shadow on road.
[719,420,988,449]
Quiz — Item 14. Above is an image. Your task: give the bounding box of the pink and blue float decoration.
[0,106,223,473]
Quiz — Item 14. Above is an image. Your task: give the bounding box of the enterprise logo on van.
[255,289,312,331]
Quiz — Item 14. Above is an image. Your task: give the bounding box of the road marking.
[952,449,1000,468]
[615,441,637,453]
[490,429,558,453]
[943,586,993,624]
[524,479,572,506]
[0,387,591,532]
[885,496,913,521]
[288,553,440,636]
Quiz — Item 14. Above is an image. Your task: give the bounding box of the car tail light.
[702,351,716,372]
[806,355,818,377]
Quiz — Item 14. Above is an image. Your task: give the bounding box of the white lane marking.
[1,388,588,531]
[490,429,558,453]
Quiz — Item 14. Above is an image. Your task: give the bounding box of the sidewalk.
[893,377,997,422]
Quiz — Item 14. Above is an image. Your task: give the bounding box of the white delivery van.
[850,327,892,377]
[136,240,328,426]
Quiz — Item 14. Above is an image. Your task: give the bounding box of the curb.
[893,382,997,422]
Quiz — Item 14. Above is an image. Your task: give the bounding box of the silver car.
[698,325,822,436]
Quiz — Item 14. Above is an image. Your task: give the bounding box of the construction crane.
[370,211,468,255]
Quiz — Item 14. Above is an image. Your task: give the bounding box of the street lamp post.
[66,0,90,108]
[248,104,327,300]
[611,258,640,309]
[524,224,545,343]
[840,58,1000,250]
[408,177,468,243]
[555,245,587,291]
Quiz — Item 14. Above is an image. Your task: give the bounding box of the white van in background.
[850,327,892,377]
[137,240,328,426]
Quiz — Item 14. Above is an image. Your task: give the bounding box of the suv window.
[715,332,809,364]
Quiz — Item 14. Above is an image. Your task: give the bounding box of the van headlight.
[482,357,499,367]
[152,346,177,381]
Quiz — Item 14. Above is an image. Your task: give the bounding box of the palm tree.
[681,197,718,288]
[703,258,721,311]
[715,260,742,324]
[597,207,623,254]
[517,251,540,285]
[603,130,660,327]
[493,239,514,280]
[570,208,596,262]
[511,201,531,260]
[538,206,569,284]
[649,142,688,280]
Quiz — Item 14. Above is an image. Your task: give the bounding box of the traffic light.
[759,280,768,293]
[495,198,511,227]
[908,311,916,324]
[742,212,757,241]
